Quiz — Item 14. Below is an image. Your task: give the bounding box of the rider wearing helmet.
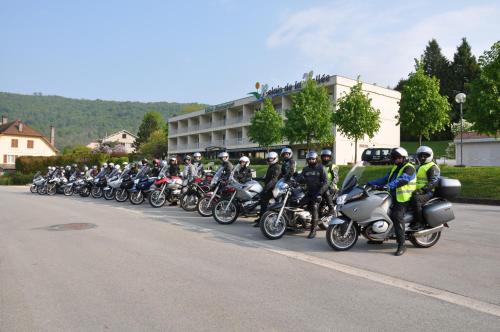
[232,156,252,184]
[193,152,205,176]
[411,146,440,230]
[167,157,180,177]
[280,147,296,181]
[64,165,72,180]
[320,149,339,214]
[182,155,197,181]
[217,151,233,181]
[367,147,416,256]
[254,151,281,227]
[296,151,328,239]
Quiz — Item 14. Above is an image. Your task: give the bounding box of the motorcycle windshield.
[341,161,370,191]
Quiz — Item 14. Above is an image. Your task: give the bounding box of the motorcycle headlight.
[272,181,289,198]
[336,194,347,205]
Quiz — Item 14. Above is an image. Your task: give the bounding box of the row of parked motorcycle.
[29,160,461,252]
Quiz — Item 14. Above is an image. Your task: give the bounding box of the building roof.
[0,120,58,152]
[101,129,138,141]
[454,131,500,143]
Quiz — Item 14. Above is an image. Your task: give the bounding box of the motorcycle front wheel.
[260,211,287,240]
[326,222,358,251]
[37,185,47,195]
[197,197,214,217]
[30,184,37,193]
[63,186,74,196]
[91,187,103,198]
[80,187,90,197]
[129,191,144,205]
[47,183,57,196]
[409,231,441,248]
[104,188,116,200]
[115,188,129,202]
[213,200,238,225]
[180,193,199,212]
[149,190,166,208]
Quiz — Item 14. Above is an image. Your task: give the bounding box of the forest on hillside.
[0,92,205,149]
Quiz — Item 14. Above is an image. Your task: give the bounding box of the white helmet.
[239,156,250,167]
[280,147,293,159]
[108,163,115,168]
[92,165,98,169]
[193,152,202,161]
[114,164,121,170]
[390,147,408,160]
[416,146,433,164]
[83,166,89,171]
[122,161,128,166]
[101,163,108,168]
[218,151,229,161]
[266,151,278,164]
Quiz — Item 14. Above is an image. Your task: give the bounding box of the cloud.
[267,2,500,87]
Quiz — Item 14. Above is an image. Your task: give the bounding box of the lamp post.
[455,93,466,167]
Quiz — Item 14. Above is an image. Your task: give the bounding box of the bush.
[16,153,110,174]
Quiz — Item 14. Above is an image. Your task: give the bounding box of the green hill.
[0,92,205,149]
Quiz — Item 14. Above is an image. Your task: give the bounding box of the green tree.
[397,61,451,145]
[62,145,92,155]
[465,41,500,135]
[283,78,333,150]
[248,98,283,151]
[135,111,166,149]
[139,129,168,158]
[422,39,452,98]
[450,38,481,122]
[334,80,381,162]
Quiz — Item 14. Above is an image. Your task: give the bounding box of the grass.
[401,141,451,158]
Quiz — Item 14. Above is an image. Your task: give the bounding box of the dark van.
[361,148,393,165]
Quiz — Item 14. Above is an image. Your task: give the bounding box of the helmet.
[193,152,202,161]
[153,159,160,166]
[239,156,250,167]
[65,165,71,171]
[114,164,121,170]
[72,163,77,168]
[47,166,51,170]
[83,166,89,171]
[320,149,333,163]
[122,161,128,166]
[102,163,108,168]
[141,159,148,165]
[92,165,98,169]
[218,151,229,161]
[108,162,115,168]
[266,151,278,164]
[184,155,192,163]
[306,151,318,166]
[160,160,167,167]
[416,146,433,164]
[280,147,293,159]
[169,157,177,163]
[390,147,409,164]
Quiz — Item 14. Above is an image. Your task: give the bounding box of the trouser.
[258,190,273,219]
[322,188,336,212]
[390,202,409,246]
[299,195,319,229]
[411,192,433,225]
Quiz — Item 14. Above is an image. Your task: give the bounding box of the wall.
[455,140,500,166]
[0,135,56,164]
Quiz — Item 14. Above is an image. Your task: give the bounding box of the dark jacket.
[220,161,234,181]
[263,163,281,192]
[232,166,252,184]
[166,165,180,177]
[280,159,296,180]
[297,164,328,197]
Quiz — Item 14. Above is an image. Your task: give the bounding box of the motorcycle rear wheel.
[115,189,129,202]
[260,211,287,240]
[47,183,57,196]
[180,193,199,212]
[213,200,238,225]
[129,191,144,205]
[104,188,116,200]
[149,190,166,208]
[37,185,47,195]
[63,186,74,196]
[30,184,37,193]
[80,187,90,197]
[197,197,214,217]
[91,187,103,198]
[326,222,358,251]
[409,231,441,248]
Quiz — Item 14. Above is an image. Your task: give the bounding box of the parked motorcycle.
[47,174,67,196]
[129,176,156,205]
[179,175,212,211]
[197,169,229,217]
[30,172,44,193]
[325,162,461,251]
[116,173,135,202]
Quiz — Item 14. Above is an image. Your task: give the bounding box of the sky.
[1,0,499,105]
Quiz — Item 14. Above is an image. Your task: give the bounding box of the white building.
[0,117,58,172]
[168,75,401,164]
[455,132,500,166]
[87,130,137,154]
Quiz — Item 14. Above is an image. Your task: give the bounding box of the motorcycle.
[212,178,263,225]
[259,179,335,240]
[129,176,156,205]
[148,174,182,208]
[91,173,107,198]
[30,172,44,193]
[47,174,67,196]
[116,173,134,202]
[103,173,123,200]
[196,170,228,217]
[79,176,94,197]
[179,175,212,211]
[325,162,461,251]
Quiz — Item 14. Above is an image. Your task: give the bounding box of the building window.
[4,155,16,164]
[298,149,307,159]
[11,139,18,148]
[27,140,34,149]
[122,133,127,139]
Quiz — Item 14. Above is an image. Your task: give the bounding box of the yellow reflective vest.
[388,162,416,203]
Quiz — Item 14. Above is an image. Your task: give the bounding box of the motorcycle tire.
[47,183,57,196]
[91,187,103,199]
[213,200,238,225]
[260,211,287,240]
[129,191,145,205]
[409,231,441,248]
[37,185,46,195]
[80,187,90,197]
[30,184,37,193]
[180,193,199,212]
[115,189,129,202]
[197,197,214,217]
[149,190,166,208]
[63,186,74,196]
[326,222,358,251]
[104,188,116,200]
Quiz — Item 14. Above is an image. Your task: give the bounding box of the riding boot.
[308,219,317,239]
[395,244,406,256]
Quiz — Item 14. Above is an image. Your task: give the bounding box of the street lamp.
[455,93,466,167]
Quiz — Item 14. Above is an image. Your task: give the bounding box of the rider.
[296,151,328,239]
[367,147,416,256]
[411,146,440,229]
[166,157,180,177]
[280,147,296,181]
[193,152,205,176]
[217,151,233,181]
[231,156,252,184]
[182,155,197,181]
[253,151,281,227]
[320,149,339,215]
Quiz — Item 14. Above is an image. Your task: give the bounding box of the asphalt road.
[1,186,499,331]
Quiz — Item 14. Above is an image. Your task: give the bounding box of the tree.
[334,81,381,162]
[450,38,481,122]
[248,98,283,151]
[135,111,166,148]
[283,78,333,150]
[465,41,500,135]
[62,145,92,155]
[139,129,169,158]
[422,39,452,98]
[397,61,451,145]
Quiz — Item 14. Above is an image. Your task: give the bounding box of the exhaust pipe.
[413,225,444,237]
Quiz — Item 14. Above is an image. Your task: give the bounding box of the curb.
[451,198,500,206]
